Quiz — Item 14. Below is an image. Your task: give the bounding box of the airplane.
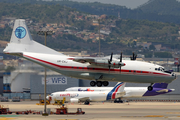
[3,19,177,91]
[65,83,175,99]
[46,82,126,105]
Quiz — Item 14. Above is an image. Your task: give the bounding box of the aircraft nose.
[46,96,49,100]
[170,89,175,92]
[172,73,177,79]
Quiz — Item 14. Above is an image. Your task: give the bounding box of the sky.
[70,0,150,9]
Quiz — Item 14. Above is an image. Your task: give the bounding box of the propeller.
[108,52,113,71]
[130,52,137,60]
[120,52,122,72]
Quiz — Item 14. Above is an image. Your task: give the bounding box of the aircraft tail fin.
[106,82,126,100]
[153,83,168,89]
[110,82,126,93]
[4,19,64,55]
[10,19,32,44]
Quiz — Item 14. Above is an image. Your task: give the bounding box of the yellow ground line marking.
[166,112,180,114]
[121,115,165,118]
[0,118,15,120]
[145,115,164,117]
[59,119,78,120]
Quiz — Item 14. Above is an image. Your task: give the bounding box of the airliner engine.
[70,98,79,103]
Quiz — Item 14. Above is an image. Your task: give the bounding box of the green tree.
[149,44,156,50]
[154,52,172,58]
[5,66,15,72]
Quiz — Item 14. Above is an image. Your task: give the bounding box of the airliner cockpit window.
[51,94,53,96]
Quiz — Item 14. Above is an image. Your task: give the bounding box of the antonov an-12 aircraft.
[3,19,177,91]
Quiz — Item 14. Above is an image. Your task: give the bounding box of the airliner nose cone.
[46,96,49,100]
[170,89,175,92]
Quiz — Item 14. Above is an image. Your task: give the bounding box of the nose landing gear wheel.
[90,81,96,86]
[148,86,153,91]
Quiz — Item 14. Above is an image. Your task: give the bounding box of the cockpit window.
[50,94,53,96]
[164,71,172,74]
[155,67,172,74]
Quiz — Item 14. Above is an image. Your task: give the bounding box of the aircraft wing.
[72,57,125,68]
[77,97,90,102]
[73,57,95,63]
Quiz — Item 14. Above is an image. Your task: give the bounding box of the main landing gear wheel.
[90,81,96,86]
[90,81,109,87]
[148,83,154,91]
[103,81,109,86]
[148,86,153,91]
[84,101,90,105]
[97,81,102,87]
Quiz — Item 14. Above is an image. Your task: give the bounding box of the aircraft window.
[158,68,160,71]
[155,68,157,70]
[93,68,95,70]
[50,94,53,96]
[134,71,136,73]
[72,67,73,68]
[164,71,172,74]
[77,67,79,69]
[141,71,143,73]
[129,70,131,72]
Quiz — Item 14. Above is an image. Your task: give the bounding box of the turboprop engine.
[93,59,125,68]
[70,98,79,103]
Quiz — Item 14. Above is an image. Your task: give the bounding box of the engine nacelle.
[94,60,125,68]
[70,98,79,103]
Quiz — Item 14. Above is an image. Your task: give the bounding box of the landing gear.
[84,101,90,105]
[148,83,154,91]
[114,98,123,103]
[97,81,102,87]
[90,81,96,86]
[90,81,109,87]
[103,81,109,86]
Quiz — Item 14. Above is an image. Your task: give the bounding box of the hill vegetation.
[1,0,180,24]
[138,0,180,16]
[0,1,179,57]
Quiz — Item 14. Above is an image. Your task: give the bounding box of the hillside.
[138,0,180,16]
[1,0,180,24]
[0,2,180,56]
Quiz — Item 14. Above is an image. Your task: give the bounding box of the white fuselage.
[65,87,147,98]
[20,51,176,84]
[49,91,124,102]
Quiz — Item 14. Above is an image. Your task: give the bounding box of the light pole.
[98,19,101,57]
[37,30,53,116]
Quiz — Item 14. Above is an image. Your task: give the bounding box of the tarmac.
[0,101,180,120]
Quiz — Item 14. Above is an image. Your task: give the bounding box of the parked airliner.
[65,83,175,98]
[3,19,177,91]
[46,82,126,104]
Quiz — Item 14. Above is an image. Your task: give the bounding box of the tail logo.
[15,27,26,39]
